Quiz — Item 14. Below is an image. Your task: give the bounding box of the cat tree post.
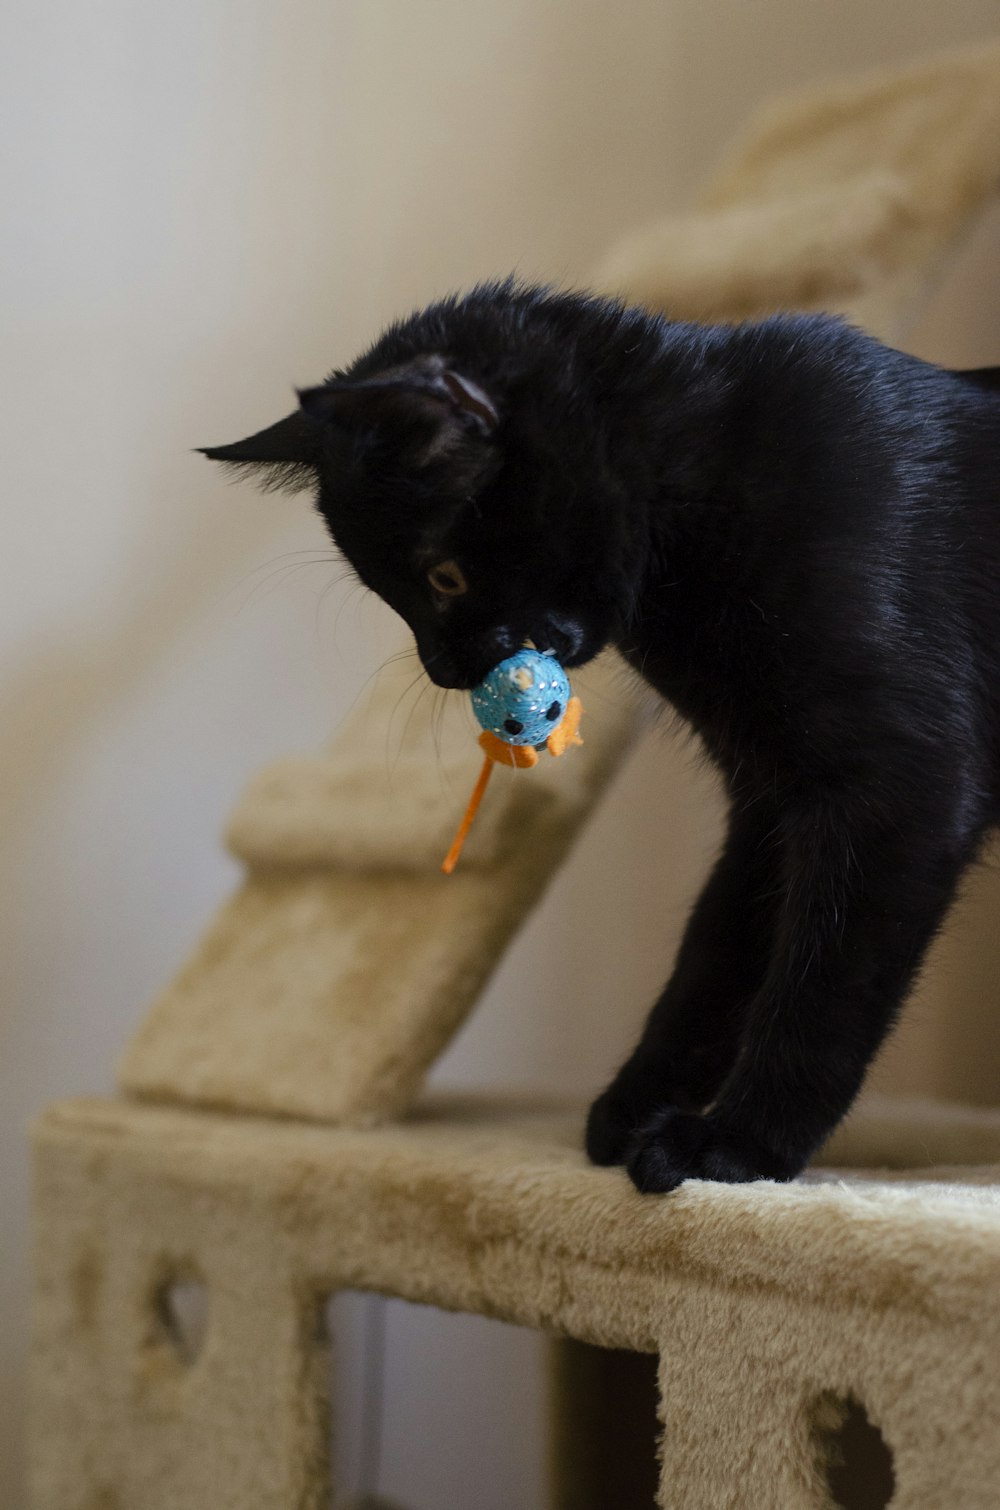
[31,1094,1000,1509]
[31,1109,333,1509]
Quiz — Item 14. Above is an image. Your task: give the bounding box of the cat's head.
[202,288,640,688]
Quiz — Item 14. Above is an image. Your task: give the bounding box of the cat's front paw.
[626,1109,804,1194]
[586,1069,708,1168]
[585,1086,640,1167]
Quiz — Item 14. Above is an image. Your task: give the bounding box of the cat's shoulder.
[723,311,879,370]
[705,313,894,415]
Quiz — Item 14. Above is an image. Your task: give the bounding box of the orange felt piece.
[546,696,584,757]
[478,730,540,768]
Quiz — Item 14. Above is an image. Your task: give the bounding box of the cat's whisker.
[227,557,350,616]
[315,573,366,650]
[328,579,371,656]
[430,686,459,777]
[224,549,342,599]
[230,548,342,590]
[384,667,432,779]
[388,678,442,789]
[334,647,421,733]
[428,687,444,767]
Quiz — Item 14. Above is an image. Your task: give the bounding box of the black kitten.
[203,281,1000,1194]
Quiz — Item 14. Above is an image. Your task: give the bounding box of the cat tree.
[31,41,1000,1509]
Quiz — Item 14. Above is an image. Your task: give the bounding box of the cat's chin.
[418,656,489,691]
[414,644,485,689]
[423,668,477,691]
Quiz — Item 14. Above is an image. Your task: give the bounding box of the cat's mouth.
[419,617,594,689]
[419,645,508,690]
[421,657,478,691]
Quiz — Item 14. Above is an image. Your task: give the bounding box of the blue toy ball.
[442,646,583,872]
[470,648,573,747]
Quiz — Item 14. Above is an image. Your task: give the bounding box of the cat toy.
[441,647,583,874]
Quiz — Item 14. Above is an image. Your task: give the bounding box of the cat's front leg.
[624,788,979,1194]
[586,800,782,1166]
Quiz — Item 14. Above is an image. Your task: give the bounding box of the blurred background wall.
[3,2,999,1505]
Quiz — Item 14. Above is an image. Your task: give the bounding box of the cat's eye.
[427,560,468,597]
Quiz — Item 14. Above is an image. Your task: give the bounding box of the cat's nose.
[481,626,518,665]
[457,627,519,687]
[537,615,585,663]
[461,627,525,686]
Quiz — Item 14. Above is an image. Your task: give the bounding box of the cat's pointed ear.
[298,360,498,464]
[198,410,320,493]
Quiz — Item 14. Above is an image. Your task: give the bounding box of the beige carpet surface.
[31,1091,1000,1508]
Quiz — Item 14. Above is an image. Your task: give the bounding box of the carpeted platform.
[31,1092,1000,1507]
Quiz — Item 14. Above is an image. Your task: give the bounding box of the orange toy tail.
[442,712,581,875]
[441,754,495,874]
[441,734,539,874]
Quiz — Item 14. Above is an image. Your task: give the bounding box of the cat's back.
[717,314,997,533]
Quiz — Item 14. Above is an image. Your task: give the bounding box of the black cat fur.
[203,281,1000,1193]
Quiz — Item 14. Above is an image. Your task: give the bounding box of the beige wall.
[4,3,999,1504]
